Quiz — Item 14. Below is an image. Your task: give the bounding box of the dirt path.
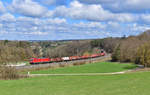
[27,64,145,77]
[28,70,132,77]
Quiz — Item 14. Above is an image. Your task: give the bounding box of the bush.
[136,42,150,67]
[111,44,121,62]
[59,63,70,67]
[111,30,150,67]
[112,36,142,63]
[0,66,20,80]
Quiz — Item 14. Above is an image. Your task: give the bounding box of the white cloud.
[140,14,150,23]
[115,13,137,22]
[73,22,106,29]
[0,1,6,13]
[0,14,148,40]
[24,31,48,35]
[0,0,149,40]
[53,1,136,22]
[16,16,67,26]
[42,0,56,5]
[0,13,15,21]
[46,18,66,24]
[78,0,114,4]
[78,0,150,12]
[0,16,68,37]
[125,0,150,10]
[108,21,119,28]
[54,1,112,21]
[44,11,53,18]
[130,23,150,32]
[38,0,66,6]
[0,24,3,28]
[9,0,47,17]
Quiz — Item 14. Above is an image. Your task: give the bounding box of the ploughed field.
[30,62,137,74]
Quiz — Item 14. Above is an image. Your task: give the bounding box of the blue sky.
[0,0,150,40]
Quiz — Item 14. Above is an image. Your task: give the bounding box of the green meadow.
[31,62,137,74]
[1,62,149,95]
[0,71,150,95]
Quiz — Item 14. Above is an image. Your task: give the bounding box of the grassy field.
[30,62,137,74]
[0,71,150,95]
[1,62,146,95]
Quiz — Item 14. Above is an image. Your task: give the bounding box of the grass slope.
[31,62,137,74]
[0,72,150,95]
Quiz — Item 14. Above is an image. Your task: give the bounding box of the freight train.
[29,51,105,65]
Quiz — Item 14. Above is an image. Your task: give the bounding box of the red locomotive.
[30,58,51,64]
[29,51,105,64]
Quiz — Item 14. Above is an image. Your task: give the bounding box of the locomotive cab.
[100,50,105,56]
[29,58,35,64]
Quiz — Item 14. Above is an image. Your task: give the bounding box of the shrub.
[73,62,86,66]
[0,66,20,80]
[111,44,121,62]
[112,36,142,63]
[59,63,69,67]
[136,42,150,67]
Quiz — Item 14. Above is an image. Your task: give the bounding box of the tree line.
[1,30,150,67]
[90,30,150,67]
[0,41,36,64]
[111,30,150,67]
[0,40,102,64]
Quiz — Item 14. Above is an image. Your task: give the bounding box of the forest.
[92,30,150,67]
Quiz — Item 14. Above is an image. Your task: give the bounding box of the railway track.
[15,54,111,70]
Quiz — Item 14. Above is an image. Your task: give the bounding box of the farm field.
[30,62,137,74]
[1,71,150,95]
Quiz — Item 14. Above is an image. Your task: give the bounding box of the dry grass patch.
[73,61,86,66]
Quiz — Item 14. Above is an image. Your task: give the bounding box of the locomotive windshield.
[30,58,34,61]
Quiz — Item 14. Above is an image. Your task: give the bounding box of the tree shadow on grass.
[123,65,137,70]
